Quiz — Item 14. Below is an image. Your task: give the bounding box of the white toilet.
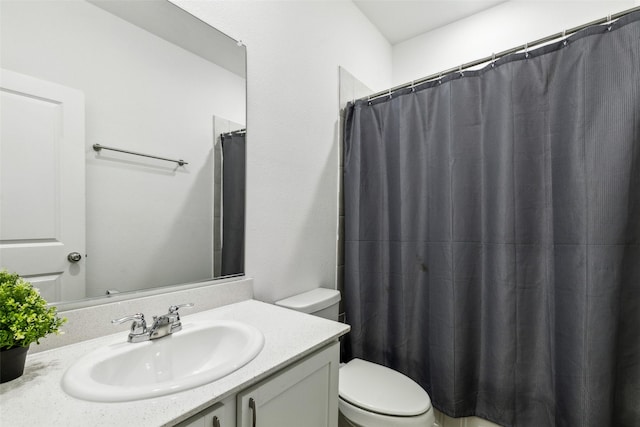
[276,288,436,427]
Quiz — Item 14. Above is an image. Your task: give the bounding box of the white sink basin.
[61,320,264,402]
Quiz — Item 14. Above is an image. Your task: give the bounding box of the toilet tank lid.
[275,288,341,314]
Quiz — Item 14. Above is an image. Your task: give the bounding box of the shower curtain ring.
[459,64,464,77]
[388,89,392,99]
[438,73,443,84]
[491,53,496,67]
[524,42,530,58]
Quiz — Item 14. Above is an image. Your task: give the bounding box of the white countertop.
[0,299,350,426]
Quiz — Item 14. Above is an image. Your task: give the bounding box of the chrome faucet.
[112,303,194,343]
[149,303,194,339]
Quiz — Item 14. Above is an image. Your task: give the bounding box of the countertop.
[0,299,350,426]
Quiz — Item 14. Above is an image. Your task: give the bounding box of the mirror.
[0,0,246,307]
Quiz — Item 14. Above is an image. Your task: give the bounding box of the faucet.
[112,303,194,343]
[149,303,194,339]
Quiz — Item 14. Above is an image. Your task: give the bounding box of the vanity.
[0,296,349,426]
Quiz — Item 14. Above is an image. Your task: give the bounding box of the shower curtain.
[343,12,640,427]
[220,131,246,276]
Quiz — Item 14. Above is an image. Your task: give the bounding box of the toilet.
[276,288,436,427]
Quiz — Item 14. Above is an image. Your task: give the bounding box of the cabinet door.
[237,342,339,427]
[175,403,226,427]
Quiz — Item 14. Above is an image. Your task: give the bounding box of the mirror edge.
[53,273,246,312]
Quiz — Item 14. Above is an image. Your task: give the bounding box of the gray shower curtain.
[343,12,640,427]
[220,131,245,276]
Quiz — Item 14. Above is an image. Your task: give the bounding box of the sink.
[61,320,264,402]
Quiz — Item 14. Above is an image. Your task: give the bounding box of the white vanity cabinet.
[237,341,339,427]
[175,342,339,427]
[0,300,350,427]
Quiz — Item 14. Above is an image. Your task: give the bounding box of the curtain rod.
[364,5,640,103]
[222,128,246,137]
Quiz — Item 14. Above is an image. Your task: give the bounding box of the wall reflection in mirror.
[0,0,246,307]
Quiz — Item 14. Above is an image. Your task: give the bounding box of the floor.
[434,409,502,427]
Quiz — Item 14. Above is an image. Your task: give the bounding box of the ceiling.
[353,0,508,45]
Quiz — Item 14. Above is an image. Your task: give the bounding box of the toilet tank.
[275,288,341,321]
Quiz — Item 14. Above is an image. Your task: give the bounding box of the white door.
[0,69,85,303]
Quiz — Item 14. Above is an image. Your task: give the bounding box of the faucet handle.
[111,312,145,324]
[111,313,147,334]
[168,303,194,314]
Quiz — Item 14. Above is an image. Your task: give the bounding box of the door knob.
[67,252,82,263]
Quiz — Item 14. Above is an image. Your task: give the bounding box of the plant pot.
[0,345,30,383]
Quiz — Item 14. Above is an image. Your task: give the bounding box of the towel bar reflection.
[92,144,188,166]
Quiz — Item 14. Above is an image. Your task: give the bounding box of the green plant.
[0,270,66,349]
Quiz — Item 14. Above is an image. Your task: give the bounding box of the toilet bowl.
[338,358,435,427]
[276,289,435,427]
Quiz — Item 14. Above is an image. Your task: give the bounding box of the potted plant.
[0,269,66,383]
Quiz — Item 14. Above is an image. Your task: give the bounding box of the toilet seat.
[339,397,435,427]
[339,359,431,416]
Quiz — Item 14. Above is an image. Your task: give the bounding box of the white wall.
[1,1,245,298]
[392,0,637,85]
[173,0,391,302]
